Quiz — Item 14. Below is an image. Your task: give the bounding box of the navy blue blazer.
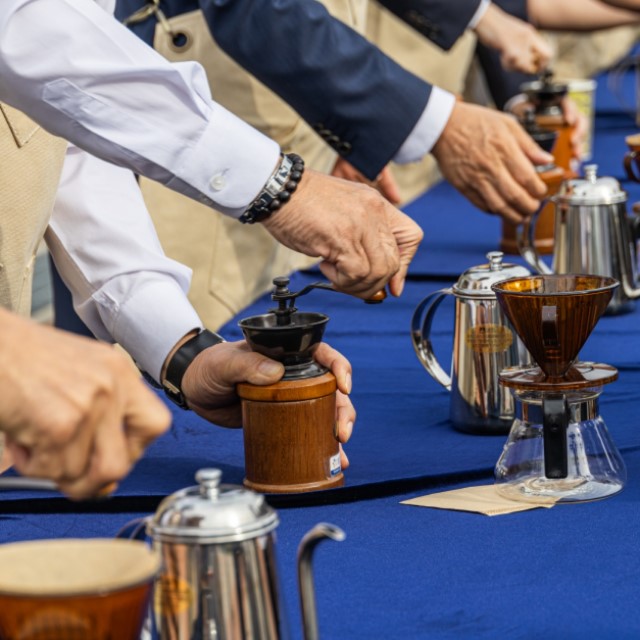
[377,0,481,50]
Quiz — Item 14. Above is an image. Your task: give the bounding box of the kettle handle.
[115,517,150,542]
[613,205,640,300]
[517,199,553,275]
[411,289,453,390]
[298,523,346,640]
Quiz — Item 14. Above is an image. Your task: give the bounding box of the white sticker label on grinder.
[329,453,341,476]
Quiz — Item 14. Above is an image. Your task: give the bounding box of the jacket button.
[338,141,352,155]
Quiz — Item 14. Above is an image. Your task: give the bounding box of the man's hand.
[0,310,171,500]
[432,102,554,224]
[181,341,356,467]
[261,169,423,299]
[474,3,552,74]
[331,157,402,205]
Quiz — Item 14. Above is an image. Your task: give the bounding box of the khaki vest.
[0,104,66,315]
[0,103,66,470]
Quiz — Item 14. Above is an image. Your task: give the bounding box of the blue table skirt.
[4,445,640,639]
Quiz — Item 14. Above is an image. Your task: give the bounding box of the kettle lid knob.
[584,164,598,182]
[487,251,504,272]
[196,468,222,499]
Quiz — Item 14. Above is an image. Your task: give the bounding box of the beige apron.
[0,103,67,468]
[139,2,366,330]
[0,104,66,315]
[365,4,477,203]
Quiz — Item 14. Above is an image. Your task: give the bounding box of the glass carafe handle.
[542,394,569,479]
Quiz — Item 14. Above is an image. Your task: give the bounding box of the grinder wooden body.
[238,371,343,494]
[535,113,576,180]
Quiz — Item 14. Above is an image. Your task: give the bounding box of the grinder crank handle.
[306,282,386,303]
[272,277,386,305]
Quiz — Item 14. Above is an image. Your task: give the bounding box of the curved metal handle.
[624,150,640,183]
[517,199,553,275]
[411,289,453,390]
[613,207,640,300]
[298,523,346,640]
[115,516,151,542]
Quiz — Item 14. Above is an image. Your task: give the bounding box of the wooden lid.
[237,371,336,402]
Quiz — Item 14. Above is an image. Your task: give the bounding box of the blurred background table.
[4,60,640,639]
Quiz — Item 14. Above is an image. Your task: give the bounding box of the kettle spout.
[297,523,345,640]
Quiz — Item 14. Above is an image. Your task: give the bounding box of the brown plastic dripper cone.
[491,275,618,379]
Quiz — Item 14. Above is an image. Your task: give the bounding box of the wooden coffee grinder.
[237,277,384,494]
[500,109,565,255]
[521,70,575,179]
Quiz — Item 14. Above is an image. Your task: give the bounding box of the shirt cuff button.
[209,174,226,191]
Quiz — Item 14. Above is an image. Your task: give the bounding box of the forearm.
[528,0,639,29]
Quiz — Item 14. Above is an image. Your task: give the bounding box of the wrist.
[161,329,200,382]
[239,153,305,224]
[161,329,225,409]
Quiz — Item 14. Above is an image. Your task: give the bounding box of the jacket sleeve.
[200,0,432,179]
[375,0,482,51]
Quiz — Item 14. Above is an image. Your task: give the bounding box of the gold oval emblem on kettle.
[154,574,194,617]
[465,324,513,353]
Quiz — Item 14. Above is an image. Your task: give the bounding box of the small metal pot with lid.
[518,164,640,314]
[147,468,344,640]
[411,252,531,434]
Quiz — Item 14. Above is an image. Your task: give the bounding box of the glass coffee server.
[491,275,626,503]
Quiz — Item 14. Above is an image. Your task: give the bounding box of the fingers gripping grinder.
[238,277,384,493]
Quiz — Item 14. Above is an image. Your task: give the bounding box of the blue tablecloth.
[3,64,640,638]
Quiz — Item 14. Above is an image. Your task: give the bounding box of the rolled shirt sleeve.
[0,0,279,218]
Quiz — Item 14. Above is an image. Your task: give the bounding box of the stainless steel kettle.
[411,252,531,434]
[519,164,640,314]
[146,468,344,640]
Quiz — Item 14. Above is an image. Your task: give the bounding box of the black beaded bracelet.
[239,153,305,224]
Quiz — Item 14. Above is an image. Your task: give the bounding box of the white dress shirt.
[0,0,280,219]
[46,145,204,382]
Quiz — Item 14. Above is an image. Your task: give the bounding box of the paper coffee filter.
[0,539,159,596]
